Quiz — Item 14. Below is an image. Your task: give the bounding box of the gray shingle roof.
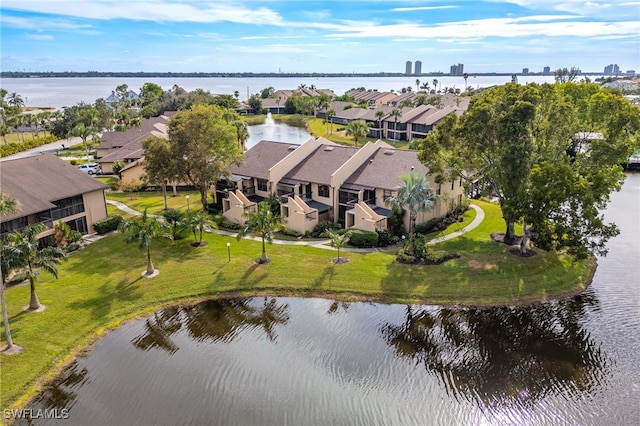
[344,148,429,190]
[0,154,107,221]
[229,140,299,180]
[284,145,359,185]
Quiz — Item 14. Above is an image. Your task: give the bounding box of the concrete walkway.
[106,200,485,253]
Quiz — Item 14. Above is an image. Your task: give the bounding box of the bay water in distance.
[1,75,558,109]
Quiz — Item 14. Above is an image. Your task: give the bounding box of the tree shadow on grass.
[211,262,267,290]
[67,278,143,321]
[312,265,337,288]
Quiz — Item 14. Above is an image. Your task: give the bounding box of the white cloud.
[1,15,92,30]
[391,6,458,12]
[25,33,54,41]
[1,1,284,25]
[325,16,640,40]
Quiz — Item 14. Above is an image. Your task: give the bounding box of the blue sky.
[1,0,638,74]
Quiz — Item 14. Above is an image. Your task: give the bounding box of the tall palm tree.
[432,79,439,94]
[327,229,352,264]
[232,120,249,150]
[326,108,336,134]
[385,172,437,255]
[7,92,24,110]
[236,202,284,264]
[0,124,10,145]
[345,120,369,147]
[3,223,65,311]
[463,73,469,91]
[415,79,420,92]
[390,108,403,145]
[120,209,170,276]
[70,122,96,162]
[375,110,385,138]
[0,193,18,349]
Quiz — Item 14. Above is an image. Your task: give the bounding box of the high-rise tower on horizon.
[450,63,464,76]
[414,61,422,76]
[405,61,412,75]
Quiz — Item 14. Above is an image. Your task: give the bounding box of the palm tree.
[385,172,437,255]
[415,79,420,92]
[185,211,217,247]
[463,73,469,91]
[432,79,439,94]
[236,201,284,264]
[327,229,352,264]
[3,223,65,311]
[119,209,170,276]
[375,110,385,138]
[0,193,18,350]
[70,123,96,162]
[390,108,403,145]
[326,108,336,134]
[232,120,249,150]
[233,90,240,100]
[161,209,185,240]
[7,92,24,110]
[0,123,10,145]
[345,120,369,147]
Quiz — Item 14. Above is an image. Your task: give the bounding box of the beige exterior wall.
[222,190,256,225]
[120,163,146,183]
[83,189,109,233]
[346,202,387,232]
[99,161,116,174]
[281,196,317,234]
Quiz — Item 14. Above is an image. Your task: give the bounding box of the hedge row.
[93,215,123,234]
[0,135,58,157]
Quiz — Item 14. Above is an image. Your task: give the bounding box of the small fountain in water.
[265,112,275,126]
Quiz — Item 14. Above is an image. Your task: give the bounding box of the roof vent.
[288,145,297,150]
[324,146,335,151]
[384,149,395,155]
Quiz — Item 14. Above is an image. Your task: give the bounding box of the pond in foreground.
[24,174,640,425]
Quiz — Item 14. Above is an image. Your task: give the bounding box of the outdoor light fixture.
[227,242,231,262]
[186,195,190,211]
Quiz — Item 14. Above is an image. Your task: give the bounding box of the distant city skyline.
[1,1,638,74]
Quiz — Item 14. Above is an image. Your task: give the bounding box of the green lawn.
[106,190,202,215]
[0,200,593,411]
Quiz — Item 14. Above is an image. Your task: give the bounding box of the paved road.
[106,200,485,253]
[1,136,85,161]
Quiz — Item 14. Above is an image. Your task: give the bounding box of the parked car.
[77,163,101,175]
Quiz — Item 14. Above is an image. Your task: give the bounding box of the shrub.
[426,250,450,263]
[93,215,123,234]
[396,249,416,264]
[349,229,378,248]
[280,228,301,237]
[220,219,241,230]
[311,220,343,237]
[0,135,57,157]
[415,217,441,235]
[112,160,125,175]
[68,230,83,243]
[376,228,398,247]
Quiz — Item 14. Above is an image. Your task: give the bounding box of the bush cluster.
[348,230,379,248]
[0,135,58,157]
[311,220,343,238]
[280,228,301,238]
[376,228,399,247]
[415,202,470,235]
[93,215,123,234]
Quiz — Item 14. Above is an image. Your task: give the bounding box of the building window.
[318,185,330,198]
[257,179,268,192]
[51,195,85,221]
[383,189,393,202]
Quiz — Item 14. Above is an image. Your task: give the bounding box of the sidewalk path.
[105,200,485,253]
[0,136,84,161]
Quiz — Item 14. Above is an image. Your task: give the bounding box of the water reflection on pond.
[26,295,608,425]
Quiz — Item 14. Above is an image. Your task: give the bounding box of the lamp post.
[186,195,190,211]
[227,242,231,262]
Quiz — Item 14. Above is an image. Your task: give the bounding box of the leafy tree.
[166,104,243,212]
[419,82,640,258]
[3,223,65,310]
[345,120,369,147]
[139,82,163,118]
[236,201,284,264]
[71,108,99,161]
[212,94,239,109]
[247,94,263,113]
[554,67,580,83]
[119,209,170,276]
[0,192,18,350]
[142,135,174,209]
[112,160,125,176]
[385,172,437,255]
[185,211,217,246]
[327,229,352,264]
[232,120,249,150]
[260,87,275,99]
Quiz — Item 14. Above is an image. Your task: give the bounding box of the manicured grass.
[106,190,202,215]
[96,176,119,190]
[0,200,593,411]
[2,131,49,144]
